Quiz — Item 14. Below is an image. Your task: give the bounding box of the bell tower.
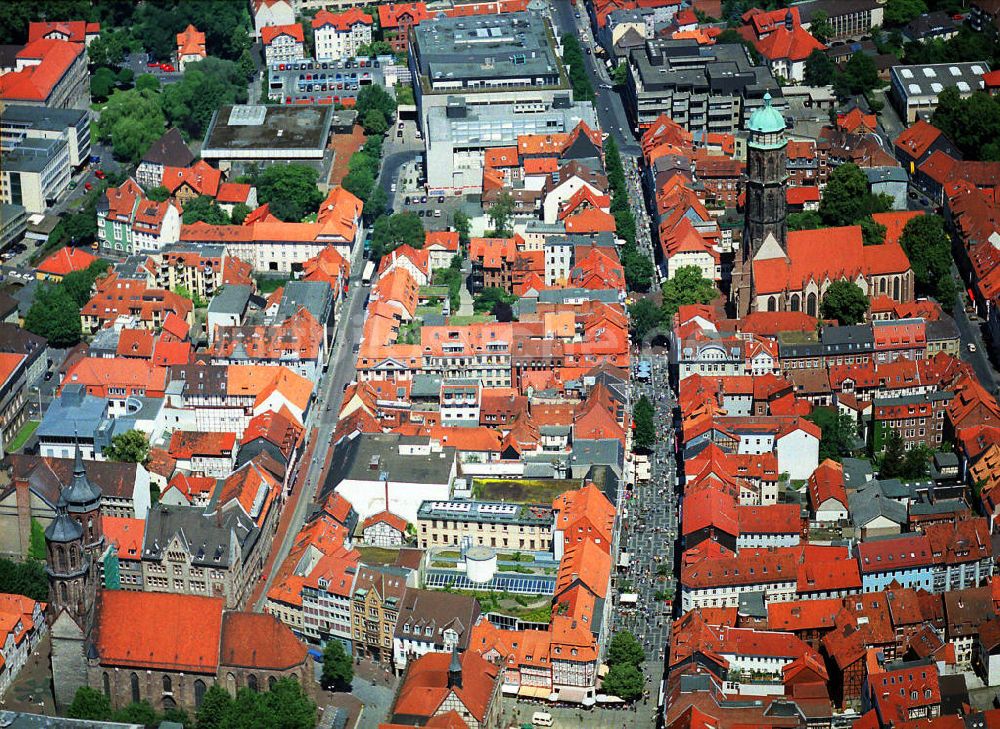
[46,440,104,710]
[732,93,789,315]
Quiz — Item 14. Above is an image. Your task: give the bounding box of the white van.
[531,712,553,727]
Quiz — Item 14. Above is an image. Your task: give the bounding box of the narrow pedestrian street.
[612,351,678,715]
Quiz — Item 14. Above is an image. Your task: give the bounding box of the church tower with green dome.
[733,93,789,316]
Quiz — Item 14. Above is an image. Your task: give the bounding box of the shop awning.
[518,686,551,699]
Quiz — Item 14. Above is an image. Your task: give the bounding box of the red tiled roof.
[895,120,943,161]
[28,20,100,44]
[168,430,237,459]
[261,22,304,45]
[0,39,84,102]
[807,459,848,509]
[312,8,373,30]
[752,23,824,62]
[95,591,223,672]
[176,24,206,57]
[362,510,408,533]
[377,2,435,29]
[392,650,499,723]
[37,246,97,277]
[219,612,307,669]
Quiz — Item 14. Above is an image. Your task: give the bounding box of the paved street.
[253,231,370,611]
[549,1,639,157]
[616,354,677,686]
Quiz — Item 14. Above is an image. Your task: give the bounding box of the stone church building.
[732,94,914,317]
[46,443,312,714]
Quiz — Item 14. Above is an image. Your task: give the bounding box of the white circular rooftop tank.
[464,545,497,584]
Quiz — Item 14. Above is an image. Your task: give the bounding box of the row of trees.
[69,678,316,729]
[561,34,595,102]
[632,395,655,452]
[605,138,655,291]
[899,214,958,308]
[370,212,425,259]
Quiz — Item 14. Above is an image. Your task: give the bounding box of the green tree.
[183,196,231,225]
[321,640,354,691]
[362,108,389,136]
[809,11,833,44]
[633,395,656,452]
[230,203,251,225]
[607,631,646,667]
[804,49,836,87]
[196,684,234,729]
[629,298,662,341]
[885,0,929,26]
[146,185,170,202]
[355,84,397,129]
[788,211,825,231]
[135,73,161,93]
[821,280,869,325]
[453,211,471,249]
[612,62,628,86]
[28,519,46,561]
[473,286,516,314]
[96,88,165,163]
[835,52,881,98]
[358,40,394,57]
[116,67,134,88]
[394,84,415,105]
[661,266,717,318]
[254,164,325,222]
[161,58,248,140]
[62,259,110,308]
[25,286,81,348]
[621,244,653,292]
[901,444,933,479]
[362,185,387,220]
[103,430,150,464]
[932,88,1000,161]
[487,191,515,237]
[0,558,47,601]
[880,430,907,477]
[859,216,888,246]
[262,677,317,728]
[341,166,375,203]
[560,34,595,102]
[370,212,425,258]
[239,48,256,82]
[602,663,644,701]
[90,66,117,101]
[806,406,858,462]
[899,214,956,307]
[113,701,158,726]
[87,28,130,68]
[68,687,113,721]
[820,163,870,227]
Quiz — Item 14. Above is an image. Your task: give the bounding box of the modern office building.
[0,204,27,249]
[0,105,91,168]
[0,137,71,214]
[425,94,598,193]
[889,61,990,123]
[624,39,783,133]
[201,105,334,168]
[409,11,569,134]
[416,499,555,553]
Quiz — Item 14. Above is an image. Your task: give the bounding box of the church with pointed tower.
[732,94,915,317]
[45,441,104,709]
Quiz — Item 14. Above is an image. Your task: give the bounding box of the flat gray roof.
[1,137,65,173]
[890,61,990,98]
[0,104,88,132]
[202,105,333,153]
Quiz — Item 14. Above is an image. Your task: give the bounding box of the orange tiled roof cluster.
[100,178,182,241]
[312,8,373,31]
[947,178,1000,307]
[36,246,98,278]
[260,23,304,45]
[81,272,193,330]
[740,7,825,63]
[592,0,681,27]
[209,307,324,365]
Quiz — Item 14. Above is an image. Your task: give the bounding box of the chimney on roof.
[784,9,794,31]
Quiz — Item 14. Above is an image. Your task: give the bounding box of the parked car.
[968,342,978,353]
[94,169,106,180]
[84,182,92,191]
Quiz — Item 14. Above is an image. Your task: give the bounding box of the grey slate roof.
[849,483,908,528]
[141,127,195,168]
[273,280,333,325]
[841,457,874,491]
[393,588,481,649]
[321,433,456,499]
[208,284,253,316]
[142,503,257,569]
